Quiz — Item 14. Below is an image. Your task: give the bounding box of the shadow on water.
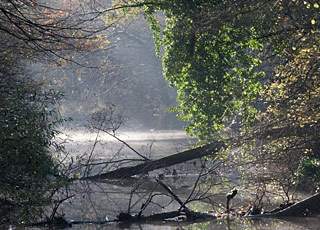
[36,130,320,230]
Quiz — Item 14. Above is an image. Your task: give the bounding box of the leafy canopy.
[142,0,272,139]
[141,0,319,141]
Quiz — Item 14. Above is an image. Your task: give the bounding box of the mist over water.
[57,129,197,160]
[59,129,193,143]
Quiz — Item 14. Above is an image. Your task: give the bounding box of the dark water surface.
[50,130,320,230]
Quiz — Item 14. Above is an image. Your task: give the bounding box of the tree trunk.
[246,193,320,218]
[82,141,224,180]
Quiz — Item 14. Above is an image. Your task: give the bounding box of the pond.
[48,129,320,230]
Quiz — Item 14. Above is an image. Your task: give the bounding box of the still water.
[54,129,320,230]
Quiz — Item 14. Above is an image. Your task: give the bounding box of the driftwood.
[30,209,215,229]
[114,210,215,223]
[82,141,224,180]
[246,193,320,218]
[82,124,316,181]
[31,216,72,228]
[69,210,215,227]
[30,193,320,228]
[29,177,217,229]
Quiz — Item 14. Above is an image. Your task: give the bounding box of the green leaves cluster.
[0,61,65,224]
[296,156,320,191]
[144,0,268,139]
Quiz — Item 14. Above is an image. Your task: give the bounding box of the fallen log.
[81,124,316,181]
[30,211,215,228]
[82,141,224,180]
[246,193,320,218]
[31,216,72,228]
[114,210,216,223]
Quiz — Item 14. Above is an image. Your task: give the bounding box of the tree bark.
[82,141,224,180]
[246,193,320,218]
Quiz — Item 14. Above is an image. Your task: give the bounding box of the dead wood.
[67,210,215,227]
[81,123,315,181]
[31,210,215,228]
[114,210,215,223]
[31,216,72,228]
[156,179,190,212]
[245,193,320,218]
[82,141,224,180]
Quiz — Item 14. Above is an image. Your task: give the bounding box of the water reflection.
[66,217,320,230]
[52,130,320,230]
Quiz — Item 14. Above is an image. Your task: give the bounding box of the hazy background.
[28,14,184,130]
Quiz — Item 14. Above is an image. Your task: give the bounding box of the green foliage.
[0,61,65,224]
[296,157,320,191]
[143,0,267,139]
[142,0,319,135]
[141,0,320,191]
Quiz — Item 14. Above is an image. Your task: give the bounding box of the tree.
[0,0,113,223]
[243,13,320,192]
[143,0,270,139]
[141,0,319,134]
[0,0,117,63]
[0,0,180,224]
[0,58,66,224]
[140,0,319,193]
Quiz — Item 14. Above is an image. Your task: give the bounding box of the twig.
[156,179,190,213]
[103,130,150,161]
[49,195,75,220]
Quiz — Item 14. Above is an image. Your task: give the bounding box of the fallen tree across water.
[81,124,315,181]
[81,141,225,180]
